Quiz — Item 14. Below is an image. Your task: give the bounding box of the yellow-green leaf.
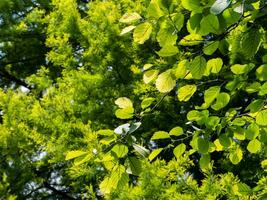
[189,56,206,79]
[143,70,159,84]
[155,69,176,93]
[115,97,133,108]
[247,139,261,153]
[256,110,267,126]
[178,84,197,102]
[148,148,163,161]
[133,22,152,44]
[229,147,243,164]
[169,126,183,136]
[119,12,141,23]
[120,25,136,35]
[115,107,134,119]
[65,150,87,160]
[111,144,129,158]
[173,143,186,158]
[152,131,170,140]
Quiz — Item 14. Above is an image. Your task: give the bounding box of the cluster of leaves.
[0,0,267,199]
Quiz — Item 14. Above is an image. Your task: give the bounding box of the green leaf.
[237,183,251,195]
[232,126,246,140]
[152,131,170,140]
[179,34,203,46]
[259,82,267,96]
[172,12,184,32]
[205,58,223,75]
[155,69,176,93]
[119,12,141,23]
[126,157,142,176]
[199,154,210,169]
[219,135,232,147]
[178,84,197,102]
[143,70,159,84]
[148,148,163,161]
[65,150,87,160]
[187,14,201,33]
[261,160,267,169]
[245,123,259,140]
[143,63,153,70]
[133,22,152,44]
[204,86,220,105]
[115,97,133,108]
[111,144,128,158]
[247,139,261,153]
[256,64,267,81]
[222,8,240,26]
[120,25,136,35]
[97,129,114,136]
[173,60,189,79]
[232,118,246,126]
[100,135,116,145]
[256,110,267,126]
[241,29,262,58]
[199,14,219,35]
[231,64,250,75]
[100,165,126,194]
[229,147,243,165]
[115,107,134,119]
[157,45,179,57]
[169,126,183,136]
[189,56,207,79]
[173,143,186,158]
[210,0,231,15]
[245,82,261,93]
[187,110,201,121]
[203,41,219,55]
[181,0,202,13]
[245,99,264,113]
[211,93,230,110]
[147,0,165,19]
[157,25,177,47]
[141,97,155,109]
[133,144,150,157]
[198,138,209,154]
[205,116,220,130]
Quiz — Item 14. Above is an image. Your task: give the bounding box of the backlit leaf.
[115,97,133,108]
[247,139,261,153]
[66,150,87,160]
[119,12,141,23]
[256,110,267,126]
[178,84,197,102]
[143,70,159,84]
[152,131,170,140]
[133,22,152,44]
[155,69,176,93]
[120,25,136,35]
[189,56,206,79]
[169,126,183,136]
[111,144,128,158]
[148,148,163,161]
[173,143,186,158]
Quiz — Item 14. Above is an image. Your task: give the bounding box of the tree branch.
[43,181,77,200]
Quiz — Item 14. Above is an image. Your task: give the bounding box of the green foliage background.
[0,0,267,199]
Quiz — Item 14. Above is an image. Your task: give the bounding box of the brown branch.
[0,69,31,89]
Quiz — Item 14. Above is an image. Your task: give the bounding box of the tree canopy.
[0,0,267,199]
